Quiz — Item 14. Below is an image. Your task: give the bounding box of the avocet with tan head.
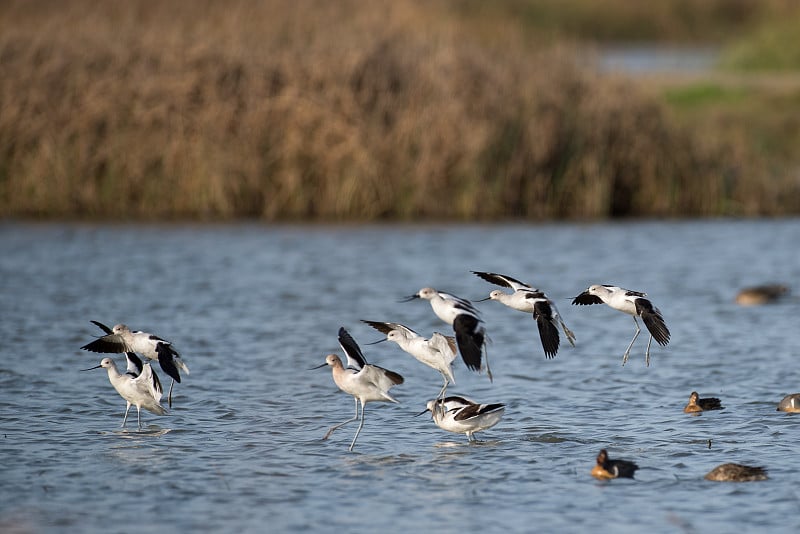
[313,327,404,452]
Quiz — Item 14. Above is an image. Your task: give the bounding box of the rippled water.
[1,220,799,533]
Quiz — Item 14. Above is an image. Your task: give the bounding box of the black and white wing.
[361,320,419,338]
[635,298,670,346]
[337,327,368,370]
[81,320,129,353]
[532,300,560,358]
[472,271,534,292]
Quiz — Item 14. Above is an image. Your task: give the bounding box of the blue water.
[1,220,798,533]
[594,45,720,74]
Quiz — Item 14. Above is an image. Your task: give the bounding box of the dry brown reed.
[0,0,796,220]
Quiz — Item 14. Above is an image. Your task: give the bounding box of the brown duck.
[704,463,768,482]
[684,391,724,413]
[591,449,639,480]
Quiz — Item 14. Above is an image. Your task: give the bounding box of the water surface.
[1,220,798,533]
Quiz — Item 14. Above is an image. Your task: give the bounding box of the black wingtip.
[637,299,671,346]
[453,315,485,372]
[571,292,603,306]
[155,343,182,382]
[90,320,114,334]
[360,320,391,335]
[338,327,367,367]
[534,301,559,358]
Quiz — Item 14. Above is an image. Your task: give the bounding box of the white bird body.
[316,327,404,451]
[326,354,401,404]
[87,357,167,428]
[427,294,462,325]
[362,320,456,397]
[572,284,670,366]
[396,332,456,378]
[588,286,640,315]
[405,288,488,378]
[487,290,538,313]
[423,396,505,441]
[473,271,576,358]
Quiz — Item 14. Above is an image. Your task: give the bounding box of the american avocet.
[361,320,456,398]
[591,449,639,480]
[735,284,790,306]
[402,288,490,379]
[313,327,404,452]
[418,395,505,442]
[684,391,724,413]
[571,285,670,366]
[473,271,576,359]
[83,357,167,429]
[704,463,768,482]
[81,321,189,407]
[777,393,800,413]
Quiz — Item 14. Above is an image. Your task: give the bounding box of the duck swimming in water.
[684,391,724,413]
[777,393,800,413]
[735,284,789,306]
[591,449,639,480]
[704,463,767,482]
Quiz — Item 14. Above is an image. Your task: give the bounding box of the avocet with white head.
[418,395,505,442]
[362,320,456,398]
[402,287,490,380]
[83,357,167,429]
[572,284,670,366]
[473,271,576,358]
[81,321,189,407]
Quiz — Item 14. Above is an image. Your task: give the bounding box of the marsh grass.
[720,14,800,71]
[456,0,800,43]
[0,0,797,220]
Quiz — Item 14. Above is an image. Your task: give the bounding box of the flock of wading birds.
[79,273,794,482]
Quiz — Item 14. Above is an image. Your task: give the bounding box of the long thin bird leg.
[645,334,654,367]
[437,376,449,400]
[349,402,365,452]
[560,320,577,347]
[622,317,641,366]
[121,402,132,428]
[484,346,493,382]
[168,379,175,408]
[323,397,359,440]
[137,406,142,429]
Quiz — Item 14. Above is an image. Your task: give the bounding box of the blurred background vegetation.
[1,0,799,221]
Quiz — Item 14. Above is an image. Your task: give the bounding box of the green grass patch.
[662,84,751,109]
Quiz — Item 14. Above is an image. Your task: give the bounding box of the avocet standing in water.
[418,395,505,442]
[403,287,491,380]
[81,321,189,407]
[361,320,456,398]
[313,327,404,452]
[473,271,576,358]
[572,284,670,366]
[83,357,167,429]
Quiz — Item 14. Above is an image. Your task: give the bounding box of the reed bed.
[0,0,796,220]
